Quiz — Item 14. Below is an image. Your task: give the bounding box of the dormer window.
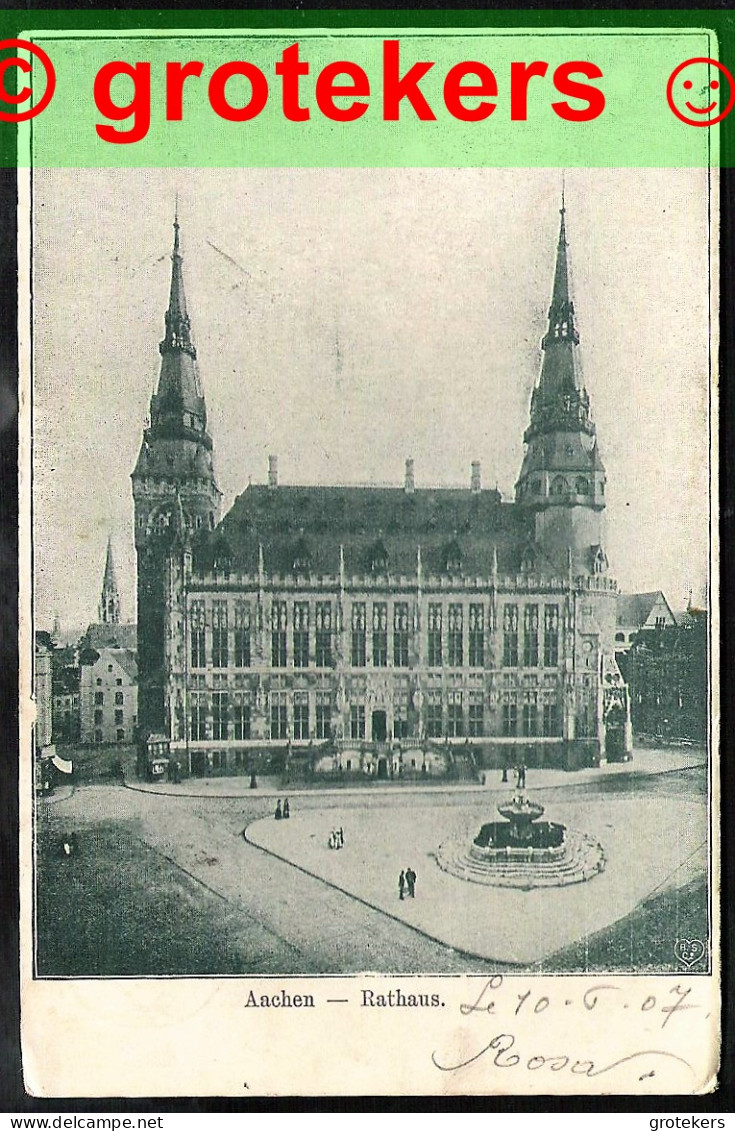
[521,545,536,573]
[590,545,607,575]
[550,475,568,496]
[575,476,590,495]
[212,538,231,575]
[443,539,462,574]
[368,539,388,573]
[292,534,312,574]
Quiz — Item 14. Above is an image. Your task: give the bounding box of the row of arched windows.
[527,476,599,497]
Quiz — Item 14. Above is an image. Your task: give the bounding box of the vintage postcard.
[18,23,720,1098]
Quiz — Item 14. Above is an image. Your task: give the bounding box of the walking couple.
[398,867,416,900]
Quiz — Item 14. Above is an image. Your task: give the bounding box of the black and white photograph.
[28,166,714,982]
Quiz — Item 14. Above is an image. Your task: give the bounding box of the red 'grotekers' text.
[93,39,605,143]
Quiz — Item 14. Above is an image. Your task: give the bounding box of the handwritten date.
[459,976,697,1030]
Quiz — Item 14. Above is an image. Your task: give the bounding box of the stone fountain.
[436,792,605,890]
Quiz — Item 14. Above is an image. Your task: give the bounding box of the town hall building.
[132,206,632,777]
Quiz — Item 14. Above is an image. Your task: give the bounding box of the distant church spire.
[99,535,120,624]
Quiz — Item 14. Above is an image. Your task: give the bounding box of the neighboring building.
[615,591,677,655]
[79,646,138,744]
[131,207,631,777]
[80,537,137,652]
[34,631,54,755]
[625,606,708,743]
[52,663,81,745]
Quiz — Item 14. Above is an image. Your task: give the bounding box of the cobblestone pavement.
[37,753,708,974]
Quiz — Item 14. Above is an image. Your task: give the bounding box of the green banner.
[1,13,732,166]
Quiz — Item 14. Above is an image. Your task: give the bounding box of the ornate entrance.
[371,709,387,742]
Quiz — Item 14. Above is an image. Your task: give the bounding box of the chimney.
[268,454,278,489]
[404,458,415,494]
[471,460,481,494]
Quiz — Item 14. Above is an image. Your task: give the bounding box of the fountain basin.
[474,818,565,851]
[435,795,605,890]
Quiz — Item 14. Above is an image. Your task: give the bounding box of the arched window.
[575,477,590,495]
[615,632,625,643]
[550,476,568,496]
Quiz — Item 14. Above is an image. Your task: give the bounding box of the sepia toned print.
[25,166,717,1095]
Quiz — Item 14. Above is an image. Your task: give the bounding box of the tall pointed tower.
[132,216,221,734]
[99,536,121,624]
[515,201,607,574]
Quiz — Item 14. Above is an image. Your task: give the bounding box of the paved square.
[246,794,707,964]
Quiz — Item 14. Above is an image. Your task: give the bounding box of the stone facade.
[79,647,138,745]
[133,205,631,776]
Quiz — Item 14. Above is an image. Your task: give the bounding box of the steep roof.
[113,648,138,683]
[616,591,673,628]
[80,646,138,683]
[82,622,137,651]
[211,484,534,577]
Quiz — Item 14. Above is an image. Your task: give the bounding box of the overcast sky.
[30,167,713,634]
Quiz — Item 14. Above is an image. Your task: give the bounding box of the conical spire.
[524,199,591,441]
[161,214,195,359]
[546,204,577,341]
[541,201,579,365]
[99,536,120,624]
[103,534,117,590]
[146,213,208,439]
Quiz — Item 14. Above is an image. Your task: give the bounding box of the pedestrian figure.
[172,759,180,784]
[283,799,290,819]
[518,762,527,790]
[405,866,416,898]
[399,870,406,900]
[501,759,509,783]
[328,831,336,849]
[275,799,282,820]
[249,772,258,789]
[338,826,344,847]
